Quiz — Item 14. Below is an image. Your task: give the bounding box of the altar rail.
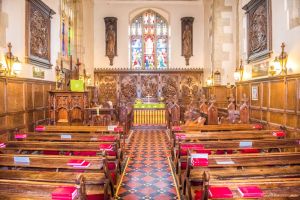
[133,108,167,127]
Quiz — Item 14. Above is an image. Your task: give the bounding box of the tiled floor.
[117,129,179,200]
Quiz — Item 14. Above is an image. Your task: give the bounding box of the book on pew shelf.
[272,131,286,137]
[15,134,27,139]
[35,125,45,131]
[72,161,91,168]
[237,186,263,198]
[208,187,233,199]
[99,144,113,151]
[107,125,117,131]
[239,141,253,148]
[191,153,208,166]
[114,127,123,132]
[14,156,30,164]
[61,134,72,139]
[67,159,85,166]
[181,144,204,150]
[0,143,5,148]
[52,186,77,199]
[215,158,235,165]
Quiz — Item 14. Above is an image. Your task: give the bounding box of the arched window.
[130,10,168,69]
[61,0,74,58]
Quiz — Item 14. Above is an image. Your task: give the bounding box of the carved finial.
[7,42,12,53]
[209,94,216,104]
[200,94,207,103]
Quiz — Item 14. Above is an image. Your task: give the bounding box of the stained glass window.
[130,10,168,69]
[61,0,74,58]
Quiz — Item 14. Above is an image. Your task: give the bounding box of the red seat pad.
[194,190,203,200]
[87,194,105,200]
[73,151,97,156]
[107,162,116,170]
[43,150,59,155]
[181,161,187,170]
[216,150,233,154]
[240,148,260,153]
[106,150,117,156]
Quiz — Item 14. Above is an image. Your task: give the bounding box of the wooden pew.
[184,152,300,199]
[187,175,300,200]
[13,132,120,143]
[0,170,111,199]
[171,129,282,148]
[2,141,121,159]
[36,125,123,133]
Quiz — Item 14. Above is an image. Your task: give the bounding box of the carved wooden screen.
[130,9,168,69]
[26,0,55,68]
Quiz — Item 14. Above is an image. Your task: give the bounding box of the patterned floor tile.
[117,129,179,199]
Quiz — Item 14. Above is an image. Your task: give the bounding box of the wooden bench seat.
[187,176,300,200]
[0,170,111,199]
[174,124,261,133]
[37,125,123,133]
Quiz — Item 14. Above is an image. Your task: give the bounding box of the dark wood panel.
[25,83,33,110]
[7,114,25,129]
[7,81,24,112]
[250,109,260,120]
[262,82,269,107]
[34,84,44,108]
[0,80,5,114]
[287,79,297,111]
[269,112,284,125]
[270,81,284,109]
[286,114,297,128]
[0,116,6,130]
[34,110,45,122]
[262,110,268,121]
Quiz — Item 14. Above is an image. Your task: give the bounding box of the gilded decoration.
[95,75,117,105]
[243,0,272,63]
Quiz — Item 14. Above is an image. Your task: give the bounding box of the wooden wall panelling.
[96,74,117,105]
[6,80,25,113]
[250,83,261,107]
[236,74,300,132]
[120,75,137,102]
[0,80,5,114]
[161,74,179,103]
[0,77,54,136]
[141,74,158,98]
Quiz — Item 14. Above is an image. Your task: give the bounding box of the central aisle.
[117,129,179,199]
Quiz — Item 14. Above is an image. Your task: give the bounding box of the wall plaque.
[243,0,272,63]
[25,0,55,69]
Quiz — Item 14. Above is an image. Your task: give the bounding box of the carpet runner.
[117,129,179,199]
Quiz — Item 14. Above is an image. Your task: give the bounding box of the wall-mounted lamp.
[0,43,22,77]
[206,71,213,87]
[234,59,244,81]
[270,43,288,76]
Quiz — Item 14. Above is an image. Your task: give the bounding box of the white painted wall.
[0,0,60,81]
[94,0,204,69]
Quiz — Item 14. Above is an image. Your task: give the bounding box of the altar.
[133,99,167,127]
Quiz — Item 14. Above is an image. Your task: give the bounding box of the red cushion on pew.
[73,151,97,156]
[43,150,59,155]
[179,150,188,156]
[272,131,286,137]
[194,190,203,200]
[87,194,105,200]
[216,150,233,155]
[181,161,187,170]
[107,162,116,170]
[106,150,117,156]
[240,149,260,153]
[110,172,116,184]
[253,124,263,130]
[64,151,72,156]
[195,149,212,154]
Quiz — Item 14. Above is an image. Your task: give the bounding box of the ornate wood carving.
[240,93,250,124]
[161,75,179,103]
[181,74,200,106]
[94,69,203,109]
[243,0,272,63]
[141,75,158,98]
[95,75,117,105]
[199,94,208,114]
[104,17,117,66]
[181,17,194,65]
[227,94,237,123]
[26,0,55,68]
[120,75,137,101]
[208,95,218,125]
